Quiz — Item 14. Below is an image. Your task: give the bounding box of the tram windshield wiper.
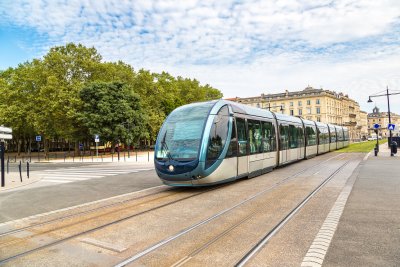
[160,131,174,162]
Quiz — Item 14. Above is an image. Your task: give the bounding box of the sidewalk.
[324,144,400,266]
[0,171,41,191]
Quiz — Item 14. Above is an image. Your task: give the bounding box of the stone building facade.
[228,86,368,141]
[367,107,400,138]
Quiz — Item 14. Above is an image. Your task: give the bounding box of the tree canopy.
[0,43,223,154]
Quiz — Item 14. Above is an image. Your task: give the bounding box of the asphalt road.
[0,162,162,223]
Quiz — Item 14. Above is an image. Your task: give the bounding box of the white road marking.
[301,176,356,267]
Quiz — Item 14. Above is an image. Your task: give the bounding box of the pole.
[386,86,393,148]
[1,141,5,187]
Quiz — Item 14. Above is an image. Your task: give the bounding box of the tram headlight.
[168,165,174,172]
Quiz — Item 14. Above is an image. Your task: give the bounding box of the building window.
[290,102,293,106]
[307,100,311,105]
[290,109,294,116]
[298,109,302,115]
[298,101,302,106]
[316,99,320,104]
[317,117,321,122]
[316,107,320,114]
[307,107,311,114]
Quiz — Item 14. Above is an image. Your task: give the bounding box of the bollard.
[27,162,30,178]
[374,147,378,156]
[136,151,138,162]
[19,161,22,182]
[124,152,126,162]
[7,158,9,174]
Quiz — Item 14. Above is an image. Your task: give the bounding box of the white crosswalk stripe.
[37,166,152,184]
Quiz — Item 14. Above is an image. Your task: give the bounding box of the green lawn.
[336,139,388,153]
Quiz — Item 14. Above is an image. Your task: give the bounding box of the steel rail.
[235,159,353,266]
[113,153,345,267]
[0,184,229,265]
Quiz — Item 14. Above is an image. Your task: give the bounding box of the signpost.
[373,124,380,156]
[94,135,100,156]
[0,126,12,187]
[36,135,42,162]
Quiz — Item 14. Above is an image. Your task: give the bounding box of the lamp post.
[368,86,400,155]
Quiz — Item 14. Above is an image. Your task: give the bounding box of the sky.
[1,0,400,114]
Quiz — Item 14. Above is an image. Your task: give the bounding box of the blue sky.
[1,0,400,114]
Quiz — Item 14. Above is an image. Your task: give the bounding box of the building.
[228,86,368,141]
[367,107,400,138]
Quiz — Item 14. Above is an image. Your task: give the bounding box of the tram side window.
[323,128,329,144]
[226,119,238,158]
[289,124,298,148]
[280,125,289,150]
[330,129,337,142]
[236,118,248,156]
[298,126,304,147]
[344,130,349,141]
[248,120,262,154]
[206,106,229,169]
[262,121,276,152]
[306,126,317,146]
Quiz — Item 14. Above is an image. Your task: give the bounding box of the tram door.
[279,124,289,164]
[236,118,248,177]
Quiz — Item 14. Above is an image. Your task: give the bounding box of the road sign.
[0,126,12,140]
[94,134,100,143]
[36,135,42,142]
[388,124,396,131]
[373,124,380,129]
[79,143,84,150]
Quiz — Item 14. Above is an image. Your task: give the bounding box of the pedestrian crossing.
[37,166,153,184]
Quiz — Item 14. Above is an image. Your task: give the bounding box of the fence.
[4,150,154,163]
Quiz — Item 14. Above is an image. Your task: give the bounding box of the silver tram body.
[154,100,349,186]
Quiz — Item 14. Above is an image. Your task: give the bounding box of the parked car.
[367,135,382,141]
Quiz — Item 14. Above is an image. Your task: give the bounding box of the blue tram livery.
[154,100,348,186]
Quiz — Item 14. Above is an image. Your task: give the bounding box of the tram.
[154,100,349,186]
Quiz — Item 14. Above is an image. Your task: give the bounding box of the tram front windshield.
[156,102,214,161]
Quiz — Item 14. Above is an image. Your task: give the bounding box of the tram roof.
[221,100,275,119]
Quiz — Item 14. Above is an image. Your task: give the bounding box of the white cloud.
[1,0,400,113]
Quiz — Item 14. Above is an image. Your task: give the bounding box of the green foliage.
[0,42,223,152]
[336,139,388,153]
[79,82,144,145]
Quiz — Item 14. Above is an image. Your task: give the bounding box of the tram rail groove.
[0,184,230,265]
[0,152,345,265]
[0,187,176,238]
[113,153,347,267]
[235,158,354,267]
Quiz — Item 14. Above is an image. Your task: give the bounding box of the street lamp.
[367,86,400,156]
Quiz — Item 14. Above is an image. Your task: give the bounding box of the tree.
[79,82,144,152]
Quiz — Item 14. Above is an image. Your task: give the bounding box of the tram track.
[0,184,230,264]
[113,153,348,266]
[234,157,354,266]
[0,152,347,265]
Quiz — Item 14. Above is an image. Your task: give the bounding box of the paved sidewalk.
[324,144,400,266]
[0,171,40,191]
